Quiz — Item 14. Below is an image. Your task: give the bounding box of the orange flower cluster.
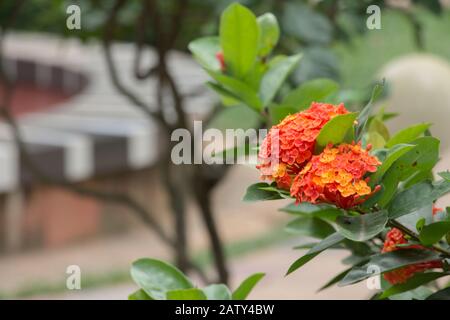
[257,102,348,190]
[382,228,443,285]
[290,143,381,208]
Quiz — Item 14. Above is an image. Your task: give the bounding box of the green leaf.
[385,123,431,148]
[426,287,450,300]
[370,144,416,184]
[378,137,440,207]
[257,13,279,57]
[336,210,388,242]
[368,118,390,141]
[419,221,450,246]
[287,232,345,275]
[366,131,386,150]
[268,104,297,124]
[355,81,384,140]
[286,216,335,238]
[202,284,232,300]
[220,3,259,79]
[188,36,221,71]
[416,217,426,232]
[280,202,342,221]
[206,69,262,110]
[282,3,332,45]
[292,46,339,83]
[232,273,265,300]
[166,288,207,300]
[128,289,153,300]
[257,185,291,198]
[388,179,450,219]
[243,183,284,202]
[207,104,261,131]
[130,258,193,300]
[318,267,353,292]
[259,54,302,106]
[379,272,450,299]
[393,137,440,181]
[281,78,339,110]
[315,113,357,152]
[206,82,240,106]
[339,249,442,286]
[439,171,450,181]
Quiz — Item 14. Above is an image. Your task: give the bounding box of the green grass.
[0,224,293,299]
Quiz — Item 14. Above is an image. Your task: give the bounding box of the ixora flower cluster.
[382,228,443,284]
[257,102,381,209]
[257,102,447,286]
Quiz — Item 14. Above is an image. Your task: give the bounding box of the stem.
[388,219,450,257]
[195,189,229,284]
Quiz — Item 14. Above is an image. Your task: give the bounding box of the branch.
[102,0,165,124]
[388,219,450,257]
[133,0,157,80]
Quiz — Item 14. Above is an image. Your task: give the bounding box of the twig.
[102,0,165,124]
[388,219,450,257]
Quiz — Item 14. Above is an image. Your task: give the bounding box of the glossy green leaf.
[339,249,442,286]
[188,36,221,71]
[287,232,345,275]
[232,273,265,300]
[268,104,297,124]
[282,3,332,45]
[355,81,384,140]
[206,82,240,106]
[281,78,339,110]
[378,137,440,208]
[416,218,426,232]
[220,3,259,79]
[379,272,450,299]
[286,216,335,238]
[394,137,440,181]
[315,113,357,152]
[388,179,450,219]
[336,210,388,242]
[243,183,284,202]
[259,54,302,106]
[385,123,431,148]
[257,13,279,57]
[369,118,390,141]
[280,202,342,221]
[207,104,261,131]
[318,267,353,292]
[426,287,450,300]
[370,144,416,184]
[128,289,153,300]
[389,286,433,300]
[206,69,262,110]
[130,258,193,300]
[419,221,450,246]
[366,131,386,150]
[439,171,450,181]
[167,288,207,300]
[202,284,232,300]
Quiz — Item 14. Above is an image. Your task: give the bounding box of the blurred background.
[0,0,450,299]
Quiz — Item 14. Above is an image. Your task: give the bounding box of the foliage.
[128,258,264,300]
[191,2,450,300]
